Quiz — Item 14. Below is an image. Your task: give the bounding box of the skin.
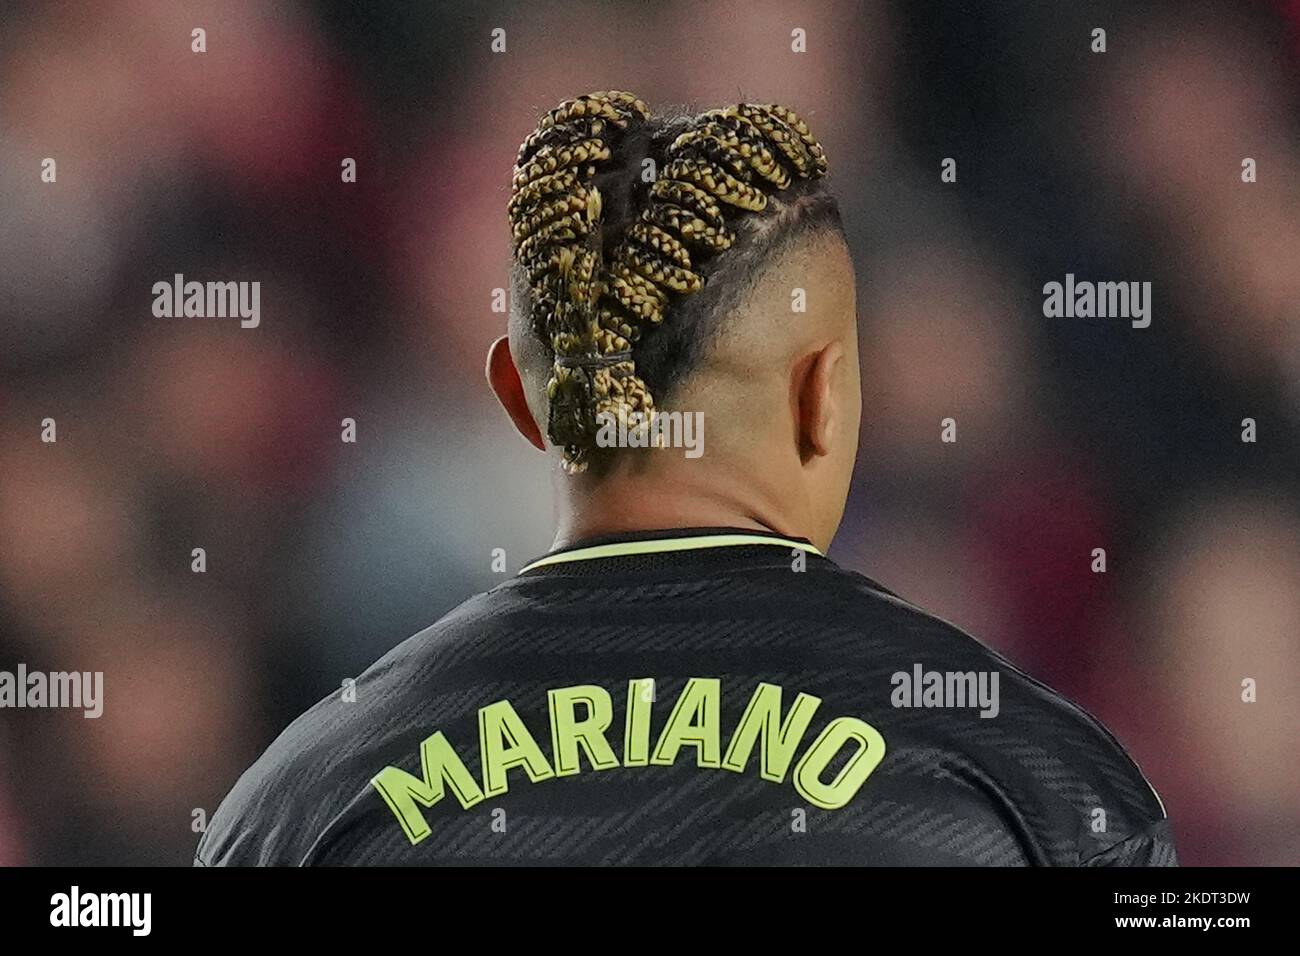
[486,230,860,554]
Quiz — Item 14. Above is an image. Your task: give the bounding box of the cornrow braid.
[509,93,829,472]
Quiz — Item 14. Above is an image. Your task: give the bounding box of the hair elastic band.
[555,351,633,369]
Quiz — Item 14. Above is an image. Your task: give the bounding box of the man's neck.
[552,465,809,551]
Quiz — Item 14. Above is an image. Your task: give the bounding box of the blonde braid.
[509,95,829,472]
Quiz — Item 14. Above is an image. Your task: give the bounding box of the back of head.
[500,91,859,547]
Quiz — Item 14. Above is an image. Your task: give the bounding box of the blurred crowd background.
[0,0,1297,865]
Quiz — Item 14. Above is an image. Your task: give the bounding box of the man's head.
[487,91,859,550]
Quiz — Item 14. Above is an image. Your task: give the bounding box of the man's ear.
[796,341,845,463]
[486,335,546,451]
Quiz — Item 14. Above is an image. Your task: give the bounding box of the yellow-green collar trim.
[520,533,823,574]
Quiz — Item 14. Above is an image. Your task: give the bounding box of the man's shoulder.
[820,565,1171,862]
[195,594,496,866]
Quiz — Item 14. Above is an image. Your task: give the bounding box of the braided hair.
[509,91,831,473]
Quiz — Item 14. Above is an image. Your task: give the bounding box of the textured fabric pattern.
[196,530,1175,867]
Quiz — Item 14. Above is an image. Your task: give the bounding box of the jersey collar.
[519,528,823,574]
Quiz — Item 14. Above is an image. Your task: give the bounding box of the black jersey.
[195,528,1176,866]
